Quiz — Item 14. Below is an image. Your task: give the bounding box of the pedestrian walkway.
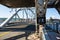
[44,29,60,40]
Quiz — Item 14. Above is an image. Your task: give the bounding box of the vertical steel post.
[35,0,48,40]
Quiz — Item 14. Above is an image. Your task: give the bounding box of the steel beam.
[0,9,21,27]
[35,0,48,40]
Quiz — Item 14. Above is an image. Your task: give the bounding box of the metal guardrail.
[0,24,36,32]
[42,29,51,40]
[42,29,46,40]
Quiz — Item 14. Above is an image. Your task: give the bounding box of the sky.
[0,4,60,19]
[46,8,60,19]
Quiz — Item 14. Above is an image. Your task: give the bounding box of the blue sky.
[0,4,60,19]
[46,8,60,19]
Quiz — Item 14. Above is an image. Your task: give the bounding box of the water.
[0,22,1,24]
[0,21,4,25]
[0,18,6,25]
[0,18,19,25]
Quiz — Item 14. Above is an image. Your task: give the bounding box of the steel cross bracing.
[35,0,48,25]
[35,0,48,40]
[0,9,21,27]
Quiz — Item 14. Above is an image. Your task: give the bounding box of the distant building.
[46,19,60,24]
[52,19,60,23]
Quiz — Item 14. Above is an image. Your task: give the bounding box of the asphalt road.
[0,32,26,40]
[0,23,35,40]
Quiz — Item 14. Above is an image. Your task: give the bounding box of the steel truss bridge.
[0,0,60,40]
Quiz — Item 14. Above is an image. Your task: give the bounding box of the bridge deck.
[0,24,36,40]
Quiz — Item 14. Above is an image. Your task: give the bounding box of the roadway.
[0,32,26,40]
[0,22,35,40]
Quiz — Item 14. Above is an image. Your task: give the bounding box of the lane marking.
[0,32,10,37]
